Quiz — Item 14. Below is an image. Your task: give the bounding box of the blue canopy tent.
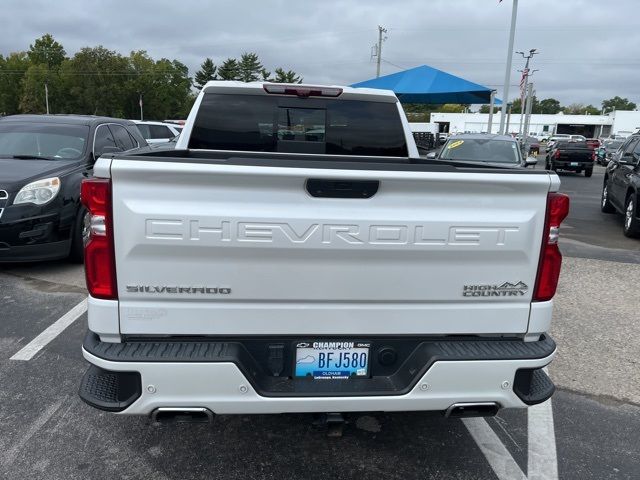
[351,65,501,105]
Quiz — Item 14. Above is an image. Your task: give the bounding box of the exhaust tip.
[444,402,500,418]
[151,407,214,424]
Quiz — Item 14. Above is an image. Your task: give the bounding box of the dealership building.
[430,110,640,138]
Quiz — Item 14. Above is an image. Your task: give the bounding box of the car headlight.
[13,177,61,206]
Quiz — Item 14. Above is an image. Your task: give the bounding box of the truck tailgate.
[111,159,553,336]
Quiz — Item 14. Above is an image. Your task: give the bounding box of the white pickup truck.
[79,81,568,421]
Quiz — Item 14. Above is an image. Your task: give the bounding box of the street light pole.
[487,90,496,133]
[498,0,519,135]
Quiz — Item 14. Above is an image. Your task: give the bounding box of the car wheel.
[69,207,89,263]
[623,194,640,238]
[601,182,616,213]
[585,168,592,177]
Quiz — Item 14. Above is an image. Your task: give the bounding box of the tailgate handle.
[306,179,379,198]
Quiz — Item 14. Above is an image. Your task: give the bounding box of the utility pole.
[139,93,144,121]
[374,25,388,78]
[487,90,496,133]
[499,0,519,134]
[44,81,50,114]
[506,103,513,134]
[516,49,539,141]
[523,83,534,142]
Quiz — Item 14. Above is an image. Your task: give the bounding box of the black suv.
[0,115,146,262]
[601,134,640,237]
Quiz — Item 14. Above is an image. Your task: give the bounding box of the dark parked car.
[601,134,640,237]
[0,115,147,262]
[426,134,538,168]
[545,140,595,177]
[596,139,625,166]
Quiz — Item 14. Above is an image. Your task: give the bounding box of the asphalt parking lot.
[1,162,639,479]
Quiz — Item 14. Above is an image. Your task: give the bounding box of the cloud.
[2,0,638,106]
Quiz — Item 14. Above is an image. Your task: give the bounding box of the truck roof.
[0,114,135,127]
[201,80,399,103]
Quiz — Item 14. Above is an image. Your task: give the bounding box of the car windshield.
[0,123,89,160]
[439,138,520,164]
[605,140,624,149]
[555,141,589,149]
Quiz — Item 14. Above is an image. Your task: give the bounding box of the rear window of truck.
[188,94,408,157]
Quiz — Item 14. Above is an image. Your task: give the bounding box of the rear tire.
[69,207,88,263]
[601,182,616,213]
[623,194,640,238]
[585,168,592,177]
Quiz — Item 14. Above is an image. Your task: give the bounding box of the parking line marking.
[0,397,66,467]
[10,298,88,361]
[462,417,527,480]
[527,399,559,480]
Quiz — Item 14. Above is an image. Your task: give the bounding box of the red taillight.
[81,178,117,300]
[533,193,570,302]
[263,84,342,98]
[592,151,596,160]
[554,150,560,159]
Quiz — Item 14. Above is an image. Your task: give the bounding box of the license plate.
[570,162,578,166]
[294,341,370,379]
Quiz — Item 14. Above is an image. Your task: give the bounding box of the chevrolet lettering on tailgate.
[145,219,520,247]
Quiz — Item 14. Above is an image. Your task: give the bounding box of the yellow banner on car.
[447,140,464,149]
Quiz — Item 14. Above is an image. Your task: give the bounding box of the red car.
[586,138,601,149]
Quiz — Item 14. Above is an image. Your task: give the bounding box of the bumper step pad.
[79,364,141,412]
[513,368,555,405]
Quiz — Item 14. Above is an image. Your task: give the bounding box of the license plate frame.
[293,340,371,380]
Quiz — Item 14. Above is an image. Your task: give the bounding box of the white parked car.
[132,121,182,144]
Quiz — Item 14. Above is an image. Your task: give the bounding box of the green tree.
[562,103,600,115]
[402,103,442,122]
[194,58,217,89]
[125,51,192,120]
[511,96,536,114]
[217,58,239,80]
[61,46,130,116]
[602,96,636,112]
[20,64,52,113]
[274,67,302,84]
[147,58,192,119]
[261,69,273,81]
[237,52,263,82]
[584,104,600,115]
[20,35,68,114]
[27,34,66,68]
[438,104,470,113]
[537,98,561,114]
[0,52,30,115]
[479,105,498,114]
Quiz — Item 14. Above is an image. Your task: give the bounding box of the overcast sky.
[2,0,639,107]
